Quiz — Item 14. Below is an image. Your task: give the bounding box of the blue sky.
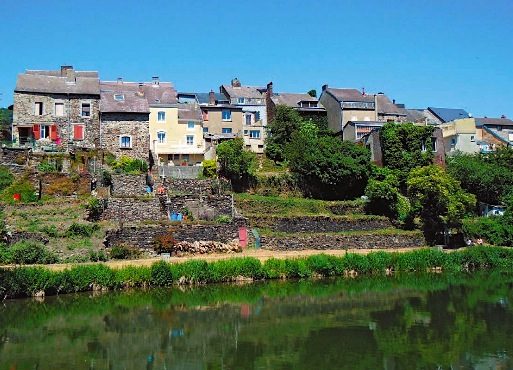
[1,0,512,118]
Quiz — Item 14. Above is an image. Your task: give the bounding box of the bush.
[174,259,209,283]
[89,249,108,262]
[202,159,217,178]
[39,224,60,237]
[85,197,103,221]
[111,156,148,174]
[153,230,176,254]
[64,222,100,238]
[215,215,232,224]
[151,260,173,286]
[7,240,59,265]
[0,166,14,192]
[109,244,143,260]
[0,178,38,204]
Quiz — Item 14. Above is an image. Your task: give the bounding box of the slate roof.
[324,88,375,102]
[15,69,100,95]
[178,103,202,121]
[101,80,178,105]
[475,117,513,127]
[192,92,228,105]
[376,94,405,116]
[428,107,470,123]
[222,84,265,99]
[100,82,150,114]
[271,93,319,107]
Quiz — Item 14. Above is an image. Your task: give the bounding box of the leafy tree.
[0,166,14,192]
[287,121,371,200]
[380,122,435,191]
[307,89,317,98]
[407,165,476,245]
[447,152,513,206]
[217,138,256,192]
[365,168,401,220]
[0,108,12,141]
[265,105,303,163]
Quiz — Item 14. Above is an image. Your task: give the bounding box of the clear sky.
[1,0,512,118]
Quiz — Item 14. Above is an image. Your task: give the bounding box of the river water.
[2,272,513,369]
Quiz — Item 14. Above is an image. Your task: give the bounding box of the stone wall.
[100,197,164,222]
[101,113,150,161]
[104,224,247,251]
[111,174,148,196]
[159,166,203,180]
[246,215,391,233]
[261,233,424,251]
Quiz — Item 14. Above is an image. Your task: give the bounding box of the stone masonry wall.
[100,197,164,222]
[101,113,150,161]
[111,174,148,196]
[261,233,424,251]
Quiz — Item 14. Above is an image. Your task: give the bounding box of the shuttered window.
[74,125,84,140]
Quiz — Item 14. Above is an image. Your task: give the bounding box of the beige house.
[440,118,479,155]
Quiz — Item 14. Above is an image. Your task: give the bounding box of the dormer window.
[114,94,124,101]
[237,98,245,104]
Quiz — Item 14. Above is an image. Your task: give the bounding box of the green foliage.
[0,166,14,192]
[447,152,513,205]
[380,122,436,190]
[89,249,108,262]
[64,222,100,238]
[101,170,113,187]
[287,121,371,200]
[38,159,61,173]
[39,224,60,237]
[365,170,401,220]
[407,166,476,245]
[217,138,257,192]
[110,156,148,174]
[215,215,232,224]
[85,197,103,221]
[0,177,38,204]
[202,159,217,178]
[151,260,173,285]
[0,240,59,265]
[265,105,303,163]
[153,231,176,254]
[109,244,143,260]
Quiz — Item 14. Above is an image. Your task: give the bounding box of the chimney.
[138,83,144,96]
[60,65,73,77]
[393,99,396,105]
[152,76,159,86]
[117,77,123,85]
[209,90,215,105]
[501,114,507,119]
[322,84,328,91]
[267,82,273,96]
[231,77,241,87]
[362,87,365,95]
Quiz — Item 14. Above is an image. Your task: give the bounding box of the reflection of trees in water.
[2,274,513,369]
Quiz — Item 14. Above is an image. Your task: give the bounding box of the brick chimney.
[152,76,159,87]
[362,87,366,95]
[266,82,273,97]
[209,90,215,105]
[322,84,328,91]
[138,83,145,96]
[117,77,123,85]
[60,65,73,77]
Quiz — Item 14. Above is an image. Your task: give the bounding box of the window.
[222,109,231,121]
[471,135,476,142]
[255,111,260,121]
[237,98,245,104]
[451,138,457,146]
[202,110,208,121]
[249,130,260,139]
[244,130,249,136]
[81,102,91,117]
[73,125,84,140]
[186,135,194,145]
[187,122,195,130]
[34,102,43,115]
[222,128,232,134]
[157,131,166,144]
[203,127,208,133]
[157,111,166,122]
[55,102,64,117]
[120,136,131,148]
[114,94,124,101]
[431,137,437,152]
[245,114,252,125]
[182,154,189,163]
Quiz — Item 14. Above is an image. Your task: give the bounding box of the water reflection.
[1,272,513,369]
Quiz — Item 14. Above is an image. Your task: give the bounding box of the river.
[1,271,513,369]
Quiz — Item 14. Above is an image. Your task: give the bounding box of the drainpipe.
[66,93,71,150]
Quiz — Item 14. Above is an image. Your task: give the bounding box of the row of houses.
[10,65,512,167]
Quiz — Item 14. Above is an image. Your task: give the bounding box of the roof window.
[114,94,124,101]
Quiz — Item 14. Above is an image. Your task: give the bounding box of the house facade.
[220,78,267,153]
[439,118,479,155]
[99,82,150,161]
[13,66,100,150]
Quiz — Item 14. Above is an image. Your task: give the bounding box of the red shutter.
[74,125,84,140]
[33,124,41,139]
[50,125,58,140]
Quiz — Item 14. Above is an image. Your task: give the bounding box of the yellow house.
[439,118,479,155]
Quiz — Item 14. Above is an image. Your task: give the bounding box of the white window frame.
[244,130,249,136]
[157,131,166,144]
[114,94,125,101]
[34,102,44,116]
[237,97,245,104]
[55,102,65,117]
[120,135,132,149]
[222,128,232,134]
[186,135,194,146]
[249,130,261,139]
[187,122,195,130]
[222,109,231,121]
[470,135,476,142]
[157,111,166,122]
[81,101,91,117]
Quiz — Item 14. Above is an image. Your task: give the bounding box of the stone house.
[475,116,513,149]
[99,82,150,161]
[220,78,267,154]
[265,82,326,125]
[13,65,100,150]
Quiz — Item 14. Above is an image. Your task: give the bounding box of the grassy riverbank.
[1,246,512,299]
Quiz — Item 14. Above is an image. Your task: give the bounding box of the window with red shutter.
[33,124,41,140]
[50,125,58,140]
[74,125,84,140]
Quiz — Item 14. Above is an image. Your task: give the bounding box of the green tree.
[265,105,303,163]
[380,122,435,191]
[447,152,513,206]
[365,168,402,220]
[0,108,12,142]
[217,138,256,192]
[287,121,371,200]
[407,165,476,245]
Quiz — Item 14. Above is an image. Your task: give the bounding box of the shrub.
[174,259,209,283]
[8,240,59,265]
[202,159,217,178]
[64,222,100,238]
[0,178,38,204]
[38,160,59,173]
[306,254,343,276]
[343,253,371,274]
[263,258,286,279]
[151,260,173,286]
[111,156,148,174]
[39,224,60,238]
[85,197,103,221]
[0,166,14,192]
[215,215,232,224]
[89,249,108,262]
[153,230,176,254]
[109,244,143,260]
